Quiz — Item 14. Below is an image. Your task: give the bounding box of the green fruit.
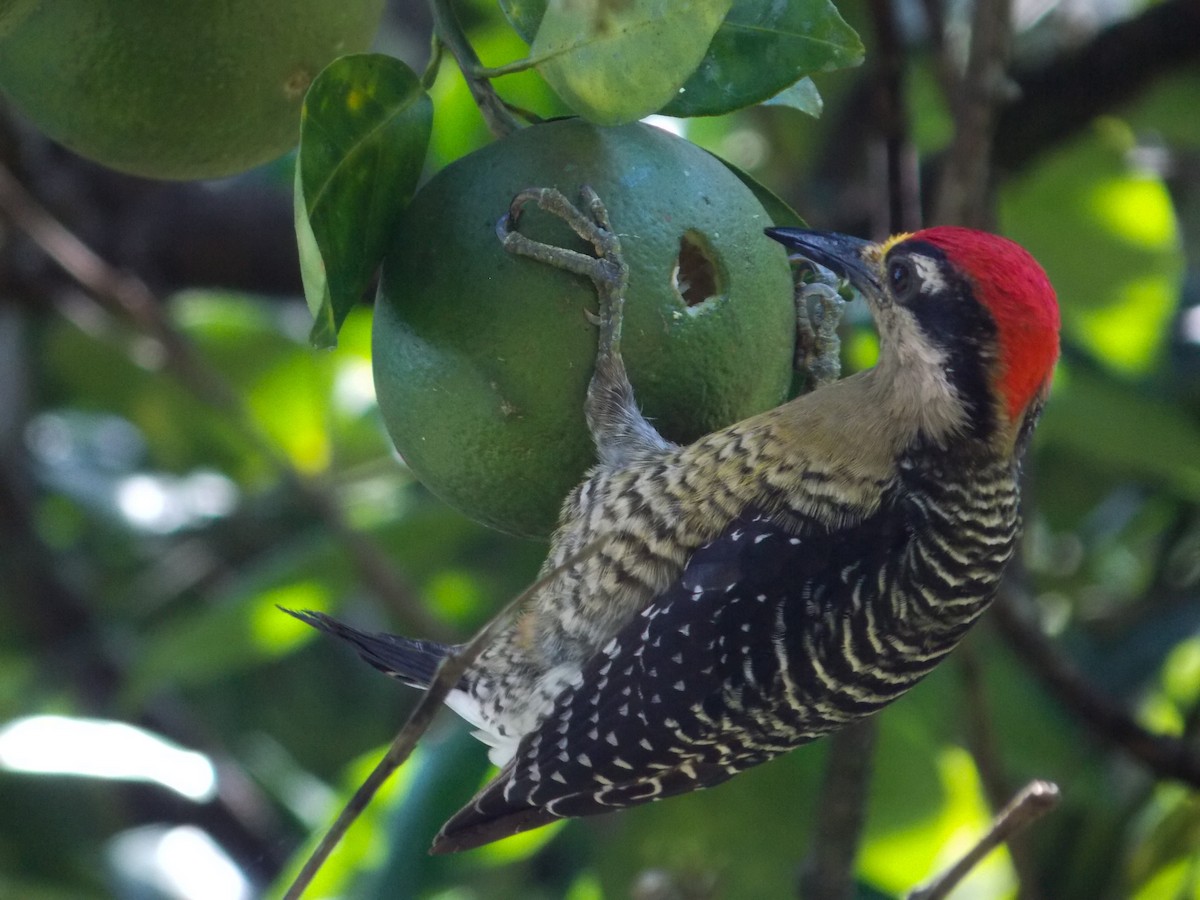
[0,0,383,180]
[374,120,796,538]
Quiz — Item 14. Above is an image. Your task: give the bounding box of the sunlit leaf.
[1000,119,1183,375]
[120,521,354,707]
[295,54,432,347]
[661,0,863,118]
[1161,636,1200,710]
[862,746,1014,896]
[250,582,332,653]
[172,290,337,473]
[1126,786,1200,896]
[564,872,605,900]
[247,353,333,474]
[424,570,487,626]
[531,0,731,125]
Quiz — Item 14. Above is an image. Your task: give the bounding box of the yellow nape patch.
[878,231,914,258]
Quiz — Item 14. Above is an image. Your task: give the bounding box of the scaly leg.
[793,265,846,389]
[498,187,675,469]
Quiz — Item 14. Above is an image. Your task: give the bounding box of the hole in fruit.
[672,231,722,308]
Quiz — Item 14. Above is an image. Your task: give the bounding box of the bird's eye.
[888,258,919,302]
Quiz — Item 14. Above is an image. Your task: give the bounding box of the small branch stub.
[907,779,1061,900]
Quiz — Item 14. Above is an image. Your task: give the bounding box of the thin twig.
[0,161,236,411]
[281,536,611,900]
[0,158,447,639]
[993,592,1200,789]
[429,0,523,138]
[958,647,1044,900]
[907,780,1060,900]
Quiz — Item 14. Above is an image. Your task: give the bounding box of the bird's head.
[766,226,1060,452]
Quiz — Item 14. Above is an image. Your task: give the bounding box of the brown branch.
[907,780,1060,900]
[992,592,1200,789]
[867,0,921,236]
[797,721,878,900]
[993,0,1200,175]
[917,0,959,107]
[934,0,1013,228]
[0,158,447,640]
[0,160,236,412]
[429,0,523,139]
[958,647,1045,900]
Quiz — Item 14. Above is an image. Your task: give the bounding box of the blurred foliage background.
[2,0,1200,898]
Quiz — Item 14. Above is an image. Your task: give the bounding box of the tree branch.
[797,721,878,900]
[282,536,610,899]
[867,0,921,236]
[0,159,448,640]
[993,0,1200,175]
[907,780,1060,900]
[429,0,523,138]
[958,647,1045,900]
[934,0,1013,228]
[992,592,1200,789]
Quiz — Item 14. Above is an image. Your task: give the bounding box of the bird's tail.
[283,608,454,689]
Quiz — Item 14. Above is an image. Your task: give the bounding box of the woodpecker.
[292,187,1060,854]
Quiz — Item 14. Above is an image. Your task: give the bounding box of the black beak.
[765,228,881,296]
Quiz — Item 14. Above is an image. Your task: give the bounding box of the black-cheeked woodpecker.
[291,186,1061,854]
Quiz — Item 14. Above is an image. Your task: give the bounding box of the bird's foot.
[497,186,628,358]
[498,187,670,466]
[794,268,846,389]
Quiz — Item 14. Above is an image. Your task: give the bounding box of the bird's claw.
[795,267,847,389]
[497,186,628,357]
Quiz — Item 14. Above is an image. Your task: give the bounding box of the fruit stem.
[429,0,523,138]
[420,29,443,91]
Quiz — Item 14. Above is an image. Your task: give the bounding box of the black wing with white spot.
[431,503,910,854]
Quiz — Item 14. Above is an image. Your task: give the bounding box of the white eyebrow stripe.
[911,254,947,294]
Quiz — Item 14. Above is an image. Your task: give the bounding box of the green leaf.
[1126,788,1200,892]
[1039,364,1200,501]
[661,0,863,118]
[709,153,807,227]
[999,120,1183,375]
[294,54,432,348]
[498,0,545,41]
[762,76,823,117]
[531,0,732,126]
